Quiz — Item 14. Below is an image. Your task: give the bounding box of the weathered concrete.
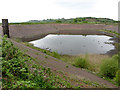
[0,24,118,41]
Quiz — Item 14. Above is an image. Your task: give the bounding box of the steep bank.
[11,39,117,88]
[8,24,118,41]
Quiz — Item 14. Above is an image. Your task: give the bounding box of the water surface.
[30,34,115,55]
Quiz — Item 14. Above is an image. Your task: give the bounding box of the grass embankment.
[2,36,73,88]
[2,36,107,88]
[22,40,120,86]
[99,30,120,37]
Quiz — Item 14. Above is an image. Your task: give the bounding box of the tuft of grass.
[45,55,48,58]
[66,65,69,68]
[52,51,61,59]
[72,57,89,69]
[15,38,22,42]
[114,69,120,86]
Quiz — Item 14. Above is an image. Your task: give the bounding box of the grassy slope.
[2,36,108,88]
[2,36,72,88]
[21,41,118,86]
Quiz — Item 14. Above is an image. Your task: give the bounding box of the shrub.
[100,55,118,79]
[73,57,89,69]
[114,70,120,86]
[112,54,119,60]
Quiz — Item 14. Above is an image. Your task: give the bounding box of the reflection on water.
[30,34,115,55]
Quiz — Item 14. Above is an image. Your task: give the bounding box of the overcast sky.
[0,0,119,22]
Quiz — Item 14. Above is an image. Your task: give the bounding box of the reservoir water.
[30,34,115,55]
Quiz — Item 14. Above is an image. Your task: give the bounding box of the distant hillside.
[8,17,118,25]
[28,17,117,24]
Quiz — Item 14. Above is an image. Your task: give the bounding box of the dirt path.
[10,39,117,88]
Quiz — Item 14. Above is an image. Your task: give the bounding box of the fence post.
[2,19,10,38]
